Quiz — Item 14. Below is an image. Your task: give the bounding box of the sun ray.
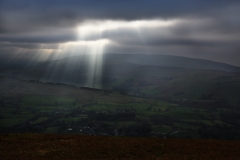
[35,19,177,87]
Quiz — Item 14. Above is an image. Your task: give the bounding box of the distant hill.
[102,54,240,72]
[0,53,240,106]
[1,53,240,72]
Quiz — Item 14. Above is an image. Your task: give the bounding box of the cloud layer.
[0,0,240,66]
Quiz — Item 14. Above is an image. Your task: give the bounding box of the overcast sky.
[0,0,240,66]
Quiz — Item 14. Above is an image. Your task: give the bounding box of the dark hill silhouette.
[102,54,240,72]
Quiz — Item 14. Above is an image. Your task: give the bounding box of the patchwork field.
[1,77,240,139]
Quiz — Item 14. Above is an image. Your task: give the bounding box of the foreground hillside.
[0,134,240,160]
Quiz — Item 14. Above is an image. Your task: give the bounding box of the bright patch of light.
[77,19,177,40]
[65,39,110,46]
[41,19,178,88]
[17,19,179,88]
[78,19,177,32]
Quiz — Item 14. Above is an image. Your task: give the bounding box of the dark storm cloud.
[0,42,59,50]
[0,33,76,44]
[0,42,41,49]
[1,0,240,33]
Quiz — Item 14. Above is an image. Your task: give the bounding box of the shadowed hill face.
[42,53,240,73]
[102,54,240,72]
[1,54,240,72]
[0,54,240,106]
[0,54,240,95]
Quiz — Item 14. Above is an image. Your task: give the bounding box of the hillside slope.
[1,134,240,160]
